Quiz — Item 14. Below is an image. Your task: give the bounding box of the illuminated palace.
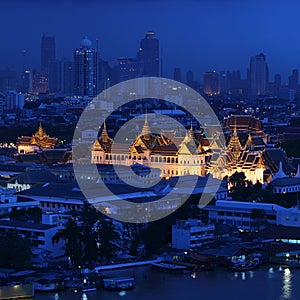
[91,117,208,177]
[91,115,268,183]
[16,123,59,154]
[15,123,71,164]
[207,115,267,183]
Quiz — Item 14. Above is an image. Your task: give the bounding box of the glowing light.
[82,293,88,300]
[241,272,246,281]
[282,268,292,299]
[119,291,126,297]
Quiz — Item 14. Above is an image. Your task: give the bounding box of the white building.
[172,219,215,250]
[269,163,300,194]
[0,187,39,215]
[0,219,64,258]
[6,90,25,110]
[205,200,300,230]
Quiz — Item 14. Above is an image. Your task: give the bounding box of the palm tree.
[250,208,267,231]
[52,217,84,268]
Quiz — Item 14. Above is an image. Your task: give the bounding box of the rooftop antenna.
[160,47,163,77]
[96,37,99,52]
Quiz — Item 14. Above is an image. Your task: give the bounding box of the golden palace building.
[16,123,59,154]
[91,117,208,178]
[91,115,268,183]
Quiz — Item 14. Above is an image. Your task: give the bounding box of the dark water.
[34,266,298,300]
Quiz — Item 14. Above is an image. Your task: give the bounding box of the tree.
[229,172,247,191]
[96,218,120,262]
[53,205,121,267]
[250,208,267,231]
[0,231,32,270]
[52,217,84,268]
[122,223,143,256]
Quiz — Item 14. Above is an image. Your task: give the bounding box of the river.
[33,265,299,300]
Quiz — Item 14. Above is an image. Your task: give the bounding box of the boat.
[77,283,97,293]
[150,262,188,273]
[227,261,258,272]
[0,282,34,299]
[103,277,135,291]
[33,279,59,292]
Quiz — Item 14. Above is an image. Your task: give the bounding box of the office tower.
[219,71,228,95]
[174,67,181,82]
[6,90,24,110]
[274,74,281,87]
[186,70,194,85]
[0,68,17,93]
[98,59,112,93]
[249,53,268,97]
[41,34,56,74]
[137,31,159,77]
[117,58,143,82]
[20,70,33,94]
[203,71,220,95]
[63,61,73,95]
[48,60,62,93]
[74,37,98,97]
[288,69,298,91]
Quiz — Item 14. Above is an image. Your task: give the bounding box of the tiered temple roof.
[16,123,59,149]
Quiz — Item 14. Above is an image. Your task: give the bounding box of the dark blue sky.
[1,0,300,82]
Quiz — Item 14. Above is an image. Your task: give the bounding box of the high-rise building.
[41,34,56,74]
[20,70,33,94]
[6,90,24,110]
[173,67,181,82]
[117,58,143,82]
[48,60,62,94]
[186,70,194,85]
[137,31,159,77]
[62,61,73,95]
[74,37,98,97]
[219,71,228,95]
[203,71,220,95]
[288,69,299,91]
[249,53,268,97]
[0,68,17,93]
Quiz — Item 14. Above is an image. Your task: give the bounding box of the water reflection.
[241,272,246,281]
[282,268,292,299]
[81,293,88,300]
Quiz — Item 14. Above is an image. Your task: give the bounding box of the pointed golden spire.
[141,112,151,137]
[233,116,237,137]
[246,134,254,149]
[37,122,44,137]
[100,120,109,143]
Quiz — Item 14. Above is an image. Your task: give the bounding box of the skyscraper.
[249,53,268,97]
[63,61,74,95]
[288,69,299,91]
[186,70,194,86]
[174,67,181,82]
[117,58,143,82]
[48,60,62,94]
[41,34,56,74]
[74,37,98,97]
[203,71,220,95]
[137,31,159,77]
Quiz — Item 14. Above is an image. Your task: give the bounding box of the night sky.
[1,0,300,82]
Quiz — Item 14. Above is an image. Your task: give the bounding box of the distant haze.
[0,0,299,83]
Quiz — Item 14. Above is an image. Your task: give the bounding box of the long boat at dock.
[150,262,188,273]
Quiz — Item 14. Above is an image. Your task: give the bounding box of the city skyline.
[1,0,300,82]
